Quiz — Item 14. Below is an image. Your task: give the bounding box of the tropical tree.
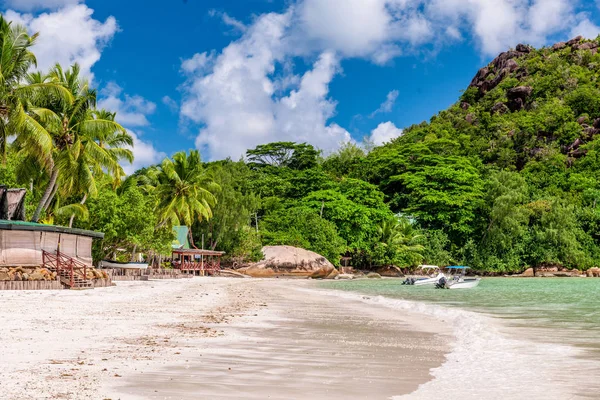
[0,16,73,166]
[374,217,425,267]
[155,150,219,247]
[23,64,131,222]
[60,109,133,227]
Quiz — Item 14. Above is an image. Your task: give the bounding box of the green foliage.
[261,206,346,265]
[372,217,425,267]
[247,142,320,170]
[565,86,600,118]
[83,184,173,262]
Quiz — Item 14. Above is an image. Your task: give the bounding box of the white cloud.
[370,121,403,145]
[209,9,247,33]
[570,15,600,39]
[298,0,392,58]
[122,130,166,175]
[98,82,156,127]
[2,0,79,11]
[296,0,595,58]
[4,4,118,80]
[96,84,163,174]
[162,95,178,113]
[180,51,214,74]
[426,0,586,55]
[181,11,351,160]
[370,90,399,117]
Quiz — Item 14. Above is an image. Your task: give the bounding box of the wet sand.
[0,278,450,399]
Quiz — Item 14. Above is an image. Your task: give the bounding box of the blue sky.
[3,0,600,172]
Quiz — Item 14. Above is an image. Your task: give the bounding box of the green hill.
[363,36,600,272]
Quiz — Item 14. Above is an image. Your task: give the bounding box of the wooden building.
[172,248,225,276]
[0,220,103,268]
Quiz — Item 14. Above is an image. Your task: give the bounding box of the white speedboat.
[404,265,446,286]
[435,266,481,289]
[101,260,149,269]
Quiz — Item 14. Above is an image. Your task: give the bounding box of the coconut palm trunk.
[32,167,59,222]
[68,193,87,228]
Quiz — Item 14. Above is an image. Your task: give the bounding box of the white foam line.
[296,285,597,400]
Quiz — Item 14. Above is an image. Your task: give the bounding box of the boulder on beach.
[521,268,535,277]
[586,267,600,277]
[238,245,335,278]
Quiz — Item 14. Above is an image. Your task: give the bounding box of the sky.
[3,0,600,173]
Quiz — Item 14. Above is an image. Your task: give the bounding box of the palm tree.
[0,16,73,166]
[61,109,133,227]
[155,150,219,247]
[377,217,425,265]
[24,64,130,222]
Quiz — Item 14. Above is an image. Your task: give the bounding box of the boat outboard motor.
[402,277,416,285]
[435,276,447,289]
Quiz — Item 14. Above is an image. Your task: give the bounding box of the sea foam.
[299,285,599,400]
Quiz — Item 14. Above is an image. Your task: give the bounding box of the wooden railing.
[174,259,221,275]
[42,250,90,288]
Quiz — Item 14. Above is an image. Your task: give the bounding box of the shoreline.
[0,278,451,400]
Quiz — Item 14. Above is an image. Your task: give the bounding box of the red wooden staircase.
[42,250,93,289]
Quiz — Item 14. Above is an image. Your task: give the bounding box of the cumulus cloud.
[180,51,214,74]
[98,82,156,127]
[369,121,403,145]
[96,84,163,174]
[122,130,166,175]
[370,90,399,117]
[4,4,117,80]
[181,11,351,160]
[295,0,597,58]
[570,16,600,40]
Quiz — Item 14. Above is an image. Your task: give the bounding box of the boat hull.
[446,278,481,289]
[101,260,149,270]
[413,273,446,286]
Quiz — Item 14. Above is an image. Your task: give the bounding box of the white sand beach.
[0,278,451,400]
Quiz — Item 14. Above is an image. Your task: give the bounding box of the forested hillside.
[2,13,599,273]
[362,36,600,272]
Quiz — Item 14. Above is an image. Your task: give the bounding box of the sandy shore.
[0,278,451,399]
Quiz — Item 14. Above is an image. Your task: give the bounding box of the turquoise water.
[321,277,600,350]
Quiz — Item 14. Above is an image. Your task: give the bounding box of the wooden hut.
[172,248,225,276]
[0,220,103,268]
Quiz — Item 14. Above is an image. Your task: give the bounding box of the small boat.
[435,266,481,289]
[101,260,149,269]
[403,265,446,286]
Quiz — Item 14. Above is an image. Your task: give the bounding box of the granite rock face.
[238,245,335,278]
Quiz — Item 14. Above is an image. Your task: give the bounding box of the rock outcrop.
[521,268,535,277]
[468,37,599,99]
[237,246,335,278]
[586,267,600,277]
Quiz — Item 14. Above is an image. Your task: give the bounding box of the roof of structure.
[0,220,104,239]
[172,248,225,256]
